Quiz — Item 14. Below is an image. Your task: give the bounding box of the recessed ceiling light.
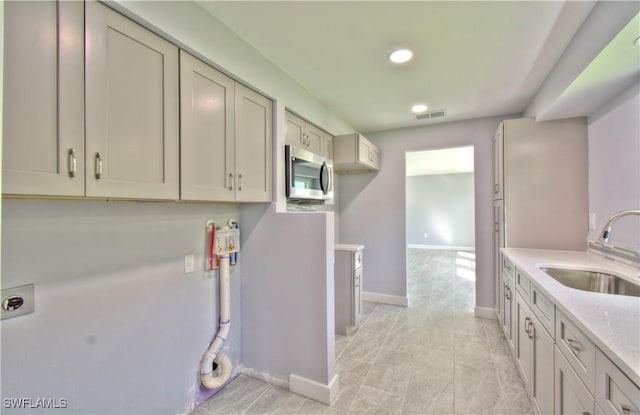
[411,104,428,113]
[389,48,413,64]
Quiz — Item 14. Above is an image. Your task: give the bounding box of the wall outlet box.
[184,255,195,274]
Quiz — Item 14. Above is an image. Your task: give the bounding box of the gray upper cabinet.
[333,133,380,173]
[285,111,322,155]
[85,1,179,200]
[234,84,273,203]
[2,1,84,196]
[179,52,272,203]
[179,51,235,202]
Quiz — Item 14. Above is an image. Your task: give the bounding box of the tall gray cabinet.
[494,116,588,313]
[493,116,588,412]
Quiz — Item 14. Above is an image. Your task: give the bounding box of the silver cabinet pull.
[566,337,584,352]
[495,222,499,232]
[527,319,534,339]
[504,285,511,300]
[620,404,631,414]
[68,148,77,178]
[504,263,512,271]
[524,317,531,335]
[238,174,243,191]
[494,183,499,193]
[228,173,234,191]
[95,152,103,180]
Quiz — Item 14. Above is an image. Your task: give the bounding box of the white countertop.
[502,248,640,386]
[335,243,364,252]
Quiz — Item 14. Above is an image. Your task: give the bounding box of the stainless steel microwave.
[285,145,333,204]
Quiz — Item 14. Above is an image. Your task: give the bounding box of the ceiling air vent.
[416,109,447,120]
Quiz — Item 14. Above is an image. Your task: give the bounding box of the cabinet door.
[353,266,363,325]
[515,292,532,390]
[357,135,372,167]
[2,1,84,196]
[179,51,234,202]
[85,1,179,199]
[304,123,323,155]
[323,133,334,160]
[494,200,504,314]
[556,347,595,415]
[493,123,504,200]
[501,273,515,351]
[285,111,305,148]
[531,312,555,415]
[234,84,273,203]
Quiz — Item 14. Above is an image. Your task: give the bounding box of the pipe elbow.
[201,352,232,390]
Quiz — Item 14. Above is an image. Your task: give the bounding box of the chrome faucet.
[599,210,640,243]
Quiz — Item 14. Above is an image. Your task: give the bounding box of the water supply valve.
[206,220,240,271]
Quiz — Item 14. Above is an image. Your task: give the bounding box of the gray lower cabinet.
[334,245,363,336]
[2,1,84,196]
[500,271,515,352]
[85,1,179,199]
[556,346,595,415]
[515,291,555,415]
[595,349,640,415]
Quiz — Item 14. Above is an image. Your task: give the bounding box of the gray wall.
[239,204,335,385]
[1,200,241,414]
[406,173,475,247]
[587,82,640,249]
[338,115,515,308]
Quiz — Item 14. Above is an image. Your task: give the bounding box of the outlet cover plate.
[1,284,34,320]
[184,255,195,274]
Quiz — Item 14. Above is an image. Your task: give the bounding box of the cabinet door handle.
[95,152,103,180]
[494,183,499,193]
[504,286,511,300]
[620,404,631,414]
[238,174,243,191]
[504,263,512,271]
[68,148,77,178]
[527,319,534,339]
[228,173,234,191]
[566,337,584,352]
[495,222,499,232]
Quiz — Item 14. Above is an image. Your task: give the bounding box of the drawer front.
[596,348,640,415]
[557,310,596,393]
[531,283,555,338]
[503,256,515,279]
[354,250,363,270]
[515,269,531,300]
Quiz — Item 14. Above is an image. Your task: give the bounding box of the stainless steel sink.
[540,267,640,297]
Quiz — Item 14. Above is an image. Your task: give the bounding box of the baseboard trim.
[407,244,474,251]
[289,373,339,405]
[239,367,289,389]
[474,306,497,320]
[362,291,408,307]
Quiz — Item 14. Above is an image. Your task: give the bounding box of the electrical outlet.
[423,232,428,239]
[1,284,34,320]
[184,255,195,274]
[589,213,596,230]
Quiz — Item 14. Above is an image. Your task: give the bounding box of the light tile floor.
[192,249,533,414]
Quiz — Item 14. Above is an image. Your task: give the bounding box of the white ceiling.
[197,1,598,133]
[406,147,474,177]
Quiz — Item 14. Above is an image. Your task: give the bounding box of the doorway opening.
[405,146,476,313]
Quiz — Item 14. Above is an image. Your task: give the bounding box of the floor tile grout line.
[483,318,511,415]
[240,383,272,415]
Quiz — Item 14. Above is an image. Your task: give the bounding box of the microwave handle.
[327,166,333,192]
[319,162,328,195]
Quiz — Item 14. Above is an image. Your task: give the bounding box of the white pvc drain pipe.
[200,253,232,389]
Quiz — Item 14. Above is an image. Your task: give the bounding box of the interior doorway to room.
[405,146,476,313]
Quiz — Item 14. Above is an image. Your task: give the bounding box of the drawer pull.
[524,317,534,339]
[620,404,631,414]
[95,152,103,180]
[504,285,511,300]
[504,263,512,271]
[68,148,77,178]
[566,338,584,352]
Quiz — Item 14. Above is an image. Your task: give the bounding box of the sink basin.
[540,267,640,297]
